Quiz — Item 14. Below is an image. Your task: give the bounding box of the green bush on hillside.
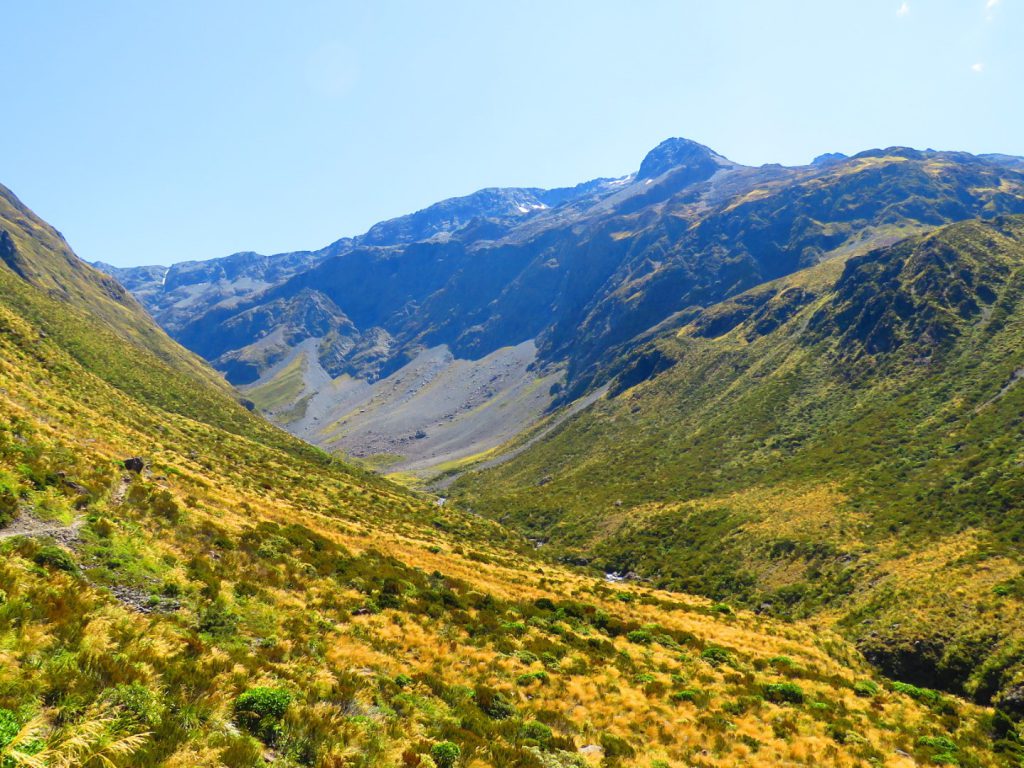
[765,682,805,704]
[474,685,516,720]
[700,646,731,666]
[521,720,553,746]
[234,687,293,744]
[32,545,76,572]
[0,708,19,749]
[431,741,460,768]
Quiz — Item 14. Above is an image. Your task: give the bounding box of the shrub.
[700,646,731,666]
[431,741,460,768]
[522,720,553,746]
[501,621,527,637]
[853,680,878,697]
[918,735,959,765]
[918,735,957,751]
[474,685,516,719]
[892,681,941,704]
[33,545,76,572]
[108,682,163,726]
[198,597,238,636]
[670,689,701,704]
[516,671,550,686]
[626,630,652,645]
[234,687,293,744]
[599,733,635,760]
[0,708,19,749]
[765,682,805,705]
[160,580,182,598]
[0,481,19,527]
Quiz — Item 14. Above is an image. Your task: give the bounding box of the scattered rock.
[997,683,1024,719]
[60,479,88,495]
[123,457,144,473]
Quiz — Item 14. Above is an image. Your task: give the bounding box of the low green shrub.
[0,708,19,749]
[892,681,941,704]
[764,682,805,704]
[600,732,635,760]
[516,671,550,686]
[670,689,701,704]
[626,630,652,645]
[853,680,878,697]
[431,740,460,768]
[522,720,553,746]
[32,545,76,572]
[700,646,731,666]
[474,685,516,719]
[234,687,293,744]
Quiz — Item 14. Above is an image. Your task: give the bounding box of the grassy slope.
[451,216,1024,714]
[0,203,1018,765]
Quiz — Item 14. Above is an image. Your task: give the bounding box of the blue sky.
[3,1,1020,267]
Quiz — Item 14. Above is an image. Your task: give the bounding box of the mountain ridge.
[97,139,1024,476]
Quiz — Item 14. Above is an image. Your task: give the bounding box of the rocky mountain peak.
[636,137,728,180]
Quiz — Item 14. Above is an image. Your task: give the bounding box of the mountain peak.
[811,152,848,166]
[636,137,728,180]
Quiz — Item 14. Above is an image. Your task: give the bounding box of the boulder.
[123,457,144,473]
[997,683,1024,719]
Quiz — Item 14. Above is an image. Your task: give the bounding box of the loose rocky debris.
[110,475,131,505]
[0,506,177,615]
[104,583,181,615]
[0,511,84,542]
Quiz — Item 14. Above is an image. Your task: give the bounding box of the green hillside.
[4,190,1015,765]
[451,216,1024,715]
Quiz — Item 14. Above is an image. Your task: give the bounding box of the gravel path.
[0,512,84,541]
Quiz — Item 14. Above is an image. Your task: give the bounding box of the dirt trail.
[0,476,172,614]
[0,512,84,542]
[0,476,130,543]
[110,475,131,505]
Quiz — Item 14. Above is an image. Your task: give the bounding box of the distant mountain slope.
[5,185,1004,766]
[0,183,273,433]
[452,215,1024,714]
[97,179,622,338]
[100,141,1024,475]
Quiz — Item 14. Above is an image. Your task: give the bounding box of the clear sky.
[3,1,1020,267]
